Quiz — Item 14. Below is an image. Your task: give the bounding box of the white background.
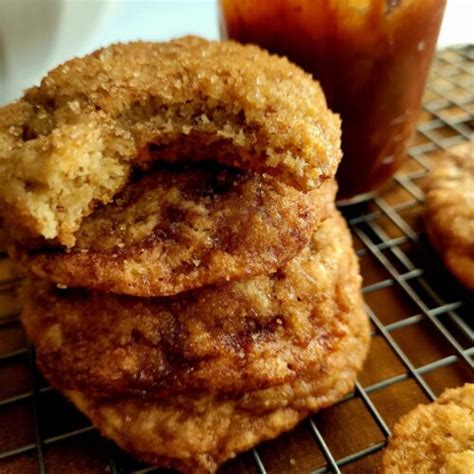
[0,0,473,105]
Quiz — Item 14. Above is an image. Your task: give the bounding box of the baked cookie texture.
[424,141,474,289]
[22,211,369,472]
[7,36,356,472]
[382,383,474,474]
[22,211,368,398]
[66,355,365,474]
[12,166,337,296]
[0,36,341,247]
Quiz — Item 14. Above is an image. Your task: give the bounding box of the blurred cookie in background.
[424,141,474,289]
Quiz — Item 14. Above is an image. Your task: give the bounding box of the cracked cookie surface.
[0,37,341,247]
[22,211,368,398]
[13,164,336,296]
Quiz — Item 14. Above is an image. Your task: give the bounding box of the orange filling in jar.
[220,0,446,199]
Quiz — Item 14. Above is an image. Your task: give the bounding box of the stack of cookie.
[0,37,369,473]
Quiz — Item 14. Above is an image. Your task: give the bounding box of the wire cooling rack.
[0,45,473,474]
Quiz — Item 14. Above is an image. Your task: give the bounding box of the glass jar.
[219,0,446,200]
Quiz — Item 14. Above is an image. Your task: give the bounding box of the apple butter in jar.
[219,0,446,200]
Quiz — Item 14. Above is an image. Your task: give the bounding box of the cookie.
[22,211,368,397]
[12,164,336,296]
[0,221,6,253]
[0,37,341,247]
[424,141,474,289]
[60,269,368,474]
[382,383,474,474]
[66,345,368,474]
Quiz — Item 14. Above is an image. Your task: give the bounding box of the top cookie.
[0,36,341,247]
[424,141,474,289]
[382,383,474,474]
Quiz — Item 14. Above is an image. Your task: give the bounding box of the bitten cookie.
[0,37,341,247]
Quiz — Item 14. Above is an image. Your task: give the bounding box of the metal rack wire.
[0,45,472,474]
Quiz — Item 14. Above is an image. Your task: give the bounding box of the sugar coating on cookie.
[0,37,341,247]
[12,167,337,296]
[382,383,474,474]
[22,211,368,397]
[424,141,474,289]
